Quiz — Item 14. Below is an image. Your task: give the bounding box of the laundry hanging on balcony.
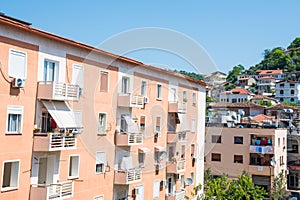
[124,116,139,133]
[177,114,190,132]
[41,100,83,129]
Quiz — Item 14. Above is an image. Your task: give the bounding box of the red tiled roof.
[256,70,283,75]
[251,114,277,123]
[251,95,277,101]
[231,88,251,95]
[210,102,265,109]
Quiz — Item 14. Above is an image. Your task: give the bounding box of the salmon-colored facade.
[0,15,206,199]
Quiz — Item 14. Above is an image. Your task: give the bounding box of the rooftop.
[256,70,283,75]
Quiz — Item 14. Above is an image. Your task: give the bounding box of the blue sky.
[2,1,300,74]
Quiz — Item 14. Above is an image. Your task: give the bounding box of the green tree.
[175,70,204,81]
[288,37,300,49]
[272,170,287,199]
[226,64,245,84]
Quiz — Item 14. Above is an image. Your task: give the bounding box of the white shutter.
[9,50,26,79]
[96,152,106,164]
[72,65,84,91]
[153,180,160,198]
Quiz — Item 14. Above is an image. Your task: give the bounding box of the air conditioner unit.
[144,96,150,104]
[12,78,25,88]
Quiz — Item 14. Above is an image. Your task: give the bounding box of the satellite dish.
[270,157,276,167]
[185,178,193,186]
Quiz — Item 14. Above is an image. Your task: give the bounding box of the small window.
[234,155,243,164]
[6,106,23,134]
[190,172,194,185]
[291,98,295,102]
[155,117,161,132]
[192,92,197,105]
[211,153,221,162]
[278,138,280,147]
[141,81,147,96]
[157,84,162,99]
[9,49,27,79]
[72,64,84,93]
[140,116,146,132]
[191,144,195,157]
[100,71,109,92]
[191,119,196,133]
[98,113,107,134]
[212,135,221,143]
[96,152,106,174]
[291,90,295,95]
[280,90,284,95]
[183,91,187,101]
[153,180,160,198]
[2,160,20,190]
[283,137,285,146]
[94,195,104,200]
[180,175,185,188]
[234,136,243,144]
[43,60,57,82]
[121,77,129,94]
[138,152,145,167]
[69,155,80,178]
[181,145,186,159]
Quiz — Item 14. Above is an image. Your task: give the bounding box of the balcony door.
[38,156,55,184]
[44,60,58,83]
[135,184,144,200]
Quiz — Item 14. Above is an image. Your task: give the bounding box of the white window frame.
[180,175,185,189]
[156,83,162,100]
[8,49,27,79]
[94,195,104,200]
[121,76,130,94]
[153,179,160,199]
[72,64,84,94]
[95,151,106,174]
[100,70,109,92]
[191,119,196,133]
[192,92,197,105]
[68,154,80,179]
[98,113,107,135]
[183,91,187,101]
[155,116,162,134]
[141,80,147,96]
[43,59,59,82]
[6,105,24,134]
[1,159,20,191]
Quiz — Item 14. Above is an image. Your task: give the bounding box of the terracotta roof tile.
[231,88,252,95]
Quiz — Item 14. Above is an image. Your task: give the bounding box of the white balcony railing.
[117,94,145,108]
[128,133,143,144]
[116,133,143,146]
[37,82,80,101]
[130,95,144,107]
[176,160,186,171]
[114,168,142,184]
[167,159,186,173]
[167,190,186,200]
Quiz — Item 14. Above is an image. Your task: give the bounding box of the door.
[168,146,175,161]
[171,88,177,102]
[38,157,47,184]
[167,177,173,194]
[135,184,144,200]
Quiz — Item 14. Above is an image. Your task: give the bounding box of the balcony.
[37,82,80,101]
[116,133,143,146]
[30,180,74,200]
[117,94,144,108]
[167,160,186,174]
[167,132,178,143]
[248,165,273,176]
[168,102,187,113]
[166,190,186,200]
[33,132,77,152]
[249,145,274,154]
[114,168,142,185]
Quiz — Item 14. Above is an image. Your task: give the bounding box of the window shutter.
[96,152,106,164]
[9,50,26,79]
[100,72,108,92]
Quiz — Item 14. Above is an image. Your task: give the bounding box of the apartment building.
[219,88,254,103]
[0,14,206,200]
[205,127,287,197]
[275,80,300,103]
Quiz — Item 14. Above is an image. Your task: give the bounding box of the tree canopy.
[174,70,204,81]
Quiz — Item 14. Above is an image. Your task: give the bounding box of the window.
[72,65,84,93]
[121,77,129,94]
[153,180,160,198]
[121,114,128,133]
[94,195,104,200]
[155,117,161,132]
[6,106,23,134]
[234,155,243,164]
[291,90,295,95]
[192,92,197,105]
[138,152,145,167]
[180,175,185,188]
[280,156,284,166]
[234,136,243,144]
[2,160,20,190]
[211,153,221,162]
[98,113,107,134]
[170,88,177,102]
[183,91,187,101]
[283,137,285,146]
[157,84,162,99]
[291,98,295,102]
[140,116,146,132]
[96,152,106,174]
[44,60,58,82]
[212,135,221,143]
[190,172,194,185]
[191,144,196,157]
[278,138,280,147]
[69,155,80,178]
[9,49,27,79]
[191,119,196,133]
[181,145,186,159]
[141,81,147,96]
[100,71,109,92]
[280,90,284,95]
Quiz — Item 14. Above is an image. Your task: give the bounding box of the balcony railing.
[33,132,77,151]
[249,145,273,154]
[37,82,80,101]
[30,180,74,200]
[116,133,143,146]
[166,190,186,200]
[248,165,273,176]
[114,168,142,184]
[168,101,187,113]
[117,94,145,108]
[167,160,186,174]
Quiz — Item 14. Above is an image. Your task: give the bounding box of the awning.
[178,113,190,132]
[138,147,150,153]
[124,116,139,133]
[120,156,133,170]
[155,146,166,152]
[41,100,83,129]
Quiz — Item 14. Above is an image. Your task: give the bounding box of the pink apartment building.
[0,14,206,200]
